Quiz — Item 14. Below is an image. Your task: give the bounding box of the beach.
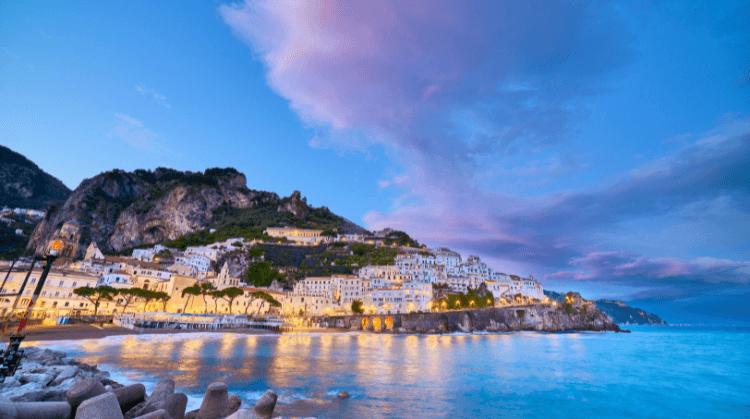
[21,324,350,342]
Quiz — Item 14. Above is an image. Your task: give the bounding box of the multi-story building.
[0,268,100,317]
[264,227,331,245]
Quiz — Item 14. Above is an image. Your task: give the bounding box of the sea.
[28,326,750,419]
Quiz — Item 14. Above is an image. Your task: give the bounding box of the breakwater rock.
[0,347,318,419]
[314,299,623,334]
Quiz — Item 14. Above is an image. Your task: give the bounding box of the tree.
[73,286,119,315]
[213,287,244,314]
[199,283,217,313]
[158,292,171,311]
[116,288,143,314]
[351,300,364,314]
[320,228,337,237]
[245,262,282,287]
[244,291,281,316]
[138,289,169,312]
[181,284,202,313]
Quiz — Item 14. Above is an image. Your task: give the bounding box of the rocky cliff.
[318,299,622,334]
[0,145,71,209]
[544,290,667,325]
[27,167,369,257]
[595,299,667,325]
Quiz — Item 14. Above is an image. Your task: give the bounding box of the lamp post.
[0,240,61,382]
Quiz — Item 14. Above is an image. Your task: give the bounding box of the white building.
[184,246,220,262]
[362,281,433,315]
[173,254,211,278]
[264,227,331,245]
[432,248,462,268]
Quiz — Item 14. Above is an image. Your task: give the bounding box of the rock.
[13,401,71,419]
[135,409,171,419]
[75,392,123,419]
[337,391,349,399]
[0,375,21,390]
[183,409,198,419]
[226,394,241,416]
[5,382,48,402]
[67,377,106,412]
[51,366,79,386]
[252,390,277,419]
[19,372,55,386]
[197,382,228,419]
[56,378,79,392]
[112,383,146,413]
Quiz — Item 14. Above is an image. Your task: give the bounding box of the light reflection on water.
[28,327,750,419]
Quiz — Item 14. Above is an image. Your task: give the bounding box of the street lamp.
[0,240,61,382]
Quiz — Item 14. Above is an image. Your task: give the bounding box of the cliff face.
[544,290,667,325]
[319,302,622,333]
[0,145,71,209]
[596,299,667,325]
[27,168,259,256]
[27,167,370,257]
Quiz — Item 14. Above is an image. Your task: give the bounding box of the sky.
[1,1,748,324]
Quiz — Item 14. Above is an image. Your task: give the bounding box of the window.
[55,291,60,297]
[59,280,64,286]
[72,282,77,287]
[64,302,69,307]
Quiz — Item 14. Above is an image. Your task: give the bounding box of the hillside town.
[0,221,545,322]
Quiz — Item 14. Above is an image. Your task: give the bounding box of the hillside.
[0,145,71,210]
[27,167,369,258]
[544,291,667,325]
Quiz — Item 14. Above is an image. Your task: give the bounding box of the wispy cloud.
[136,85,172,108]
[109,113,165,151]
[220,1,750,320]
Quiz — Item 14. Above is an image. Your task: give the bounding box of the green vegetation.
[438,288,495,311]
[246,291,281,315]
[565,303,574,313]
[351,300,364,314]
[382,231,420,247]
[213,287,244,314]
[245,262,286,287]
[73,286,119,315]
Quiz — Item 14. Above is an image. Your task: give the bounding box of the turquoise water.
[31,326,750,418]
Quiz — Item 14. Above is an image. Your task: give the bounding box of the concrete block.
[134,409,171,419]
[163,392,188,419]
[14,401,72,419]
[197,382,228,419]
[67,378,106,410]
[252,390,277,419]
[75,392,123,419]
[112,383,146,413]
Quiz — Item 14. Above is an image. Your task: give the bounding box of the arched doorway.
[372,317,382,332]
[361,317,369,329]
[384,316,394,331]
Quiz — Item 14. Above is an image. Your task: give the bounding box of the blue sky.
[2,1,748,324]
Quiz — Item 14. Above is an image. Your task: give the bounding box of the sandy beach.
[17,324,352,342]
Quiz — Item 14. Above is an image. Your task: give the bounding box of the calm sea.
[30,326,750,419]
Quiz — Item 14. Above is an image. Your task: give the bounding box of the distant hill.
[544,290,667,325]
[0,145,71,210]
[27,167,370,257]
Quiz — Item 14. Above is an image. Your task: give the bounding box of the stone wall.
[311,304,622,334]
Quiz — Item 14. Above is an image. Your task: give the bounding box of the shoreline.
[19,324,356,342]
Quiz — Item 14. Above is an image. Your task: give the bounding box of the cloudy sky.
[2,1,748,324]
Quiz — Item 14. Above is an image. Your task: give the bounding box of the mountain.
[595,299,667,325]
[27,167,369,258]
[544,290,667,325]
[0,145,72,210]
